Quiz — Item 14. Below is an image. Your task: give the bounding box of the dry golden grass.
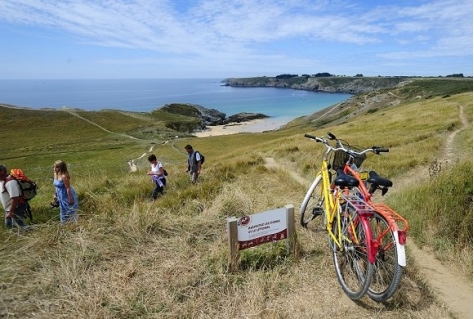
[0,165,455,318]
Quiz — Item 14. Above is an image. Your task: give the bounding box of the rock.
[193,105,226,126]
[225,112,269,124]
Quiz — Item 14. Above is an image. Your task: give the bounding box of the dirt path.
[264,157,308,186]
[263,102,472,318]
[441,104,468,165]
[128,159,138,172]
[61,109,157,173]
[62,109,141,140]
[128,146,155,172]
[399,102,472,319]
[406,239,472,319]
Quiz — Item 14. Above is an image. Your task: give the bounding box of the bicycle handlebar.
[304,134,325,143]
[327,132,336,140]
[304,132,390,157]
[372,147,389,154]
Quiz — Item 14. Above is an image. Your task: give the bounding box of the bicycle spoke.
[300,175,325,229]
[332,207,374,300]
[367,212,404,301]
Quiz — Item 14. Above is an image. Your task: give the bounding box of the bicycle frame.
[299,155,376,263]
[302,132,410,301]
[344,158,408,267]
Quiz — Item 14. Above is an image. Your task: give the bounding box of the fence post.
[285,204,296,256]
[227,217,239,272]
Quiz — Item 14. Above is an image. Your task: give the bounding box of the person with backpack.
[146,154,167,200]
[185,145,204,184]
[53,160,78,223]
[10,168,37,221]
[0,164,28,229]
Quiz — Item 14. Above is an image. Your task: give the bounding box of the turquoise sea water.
[0,79,351,122]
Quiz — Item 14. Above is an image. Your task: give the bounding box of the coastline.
[193,118,288,137]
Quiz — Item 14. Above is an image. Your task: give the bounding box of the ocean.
[0,79,351,126]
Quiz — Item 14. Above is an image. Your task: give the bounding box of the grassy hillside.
[0,79,472,318]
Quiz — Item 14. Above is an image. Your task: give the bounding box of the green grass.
[158,103,201,118]
[387,160,473,275]
[315,76,406,87]
[74,110,156,133]
[400,78,473,98]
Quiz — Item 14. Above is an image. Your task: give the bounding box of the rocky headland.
[158,103,268,128]
[222,76,409,94]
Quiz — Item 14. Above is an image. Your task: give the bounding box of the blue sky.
[0,0,472,79]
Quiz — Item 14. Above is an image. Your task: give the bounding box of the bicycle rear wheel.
[299,175,325,228]
[331,207,374,300]
[367,211,404,301]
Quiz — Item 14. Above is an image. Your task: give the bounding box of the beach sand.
[193,118,288,137]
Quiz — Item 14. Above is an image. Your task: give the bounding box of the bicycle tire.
[331,205,374,300]
[367,211,404,301]
[299,174,325,228]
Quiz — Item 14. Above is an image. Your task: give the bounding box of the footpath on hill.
[262,103,472,319]
[61,109,141,140]
[388,103,472,319]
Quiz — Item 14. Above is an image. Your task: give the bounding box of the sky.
[0,0,472,79]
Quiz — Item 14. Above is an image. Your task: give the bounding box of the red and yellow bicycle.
[300,133,378,300]
[328,132,408,301]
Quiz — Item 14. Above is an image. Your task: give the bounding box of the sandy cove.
[193,118,288,137]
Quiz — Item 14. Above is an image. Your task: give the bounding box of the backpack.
[196,151,205,165]
[8,169,38,201]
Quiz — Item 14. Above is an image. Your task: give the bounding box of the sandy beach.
[193,118,288,137]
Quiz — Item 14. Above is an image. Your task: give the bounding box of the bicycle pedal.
[312,207,324,217]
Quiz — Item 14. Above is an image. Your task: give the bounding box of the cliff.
[222,76,409,94]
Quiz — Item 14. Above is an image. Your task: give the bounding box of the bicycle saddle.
[335,169,359,187]
[367,171,393,188]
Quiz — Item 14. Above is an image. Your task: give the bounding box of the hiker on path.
[0,164,27,228]
[53,160,78,223]
[10,169,34,221]
[185,144,201,184]
[147,154,166,200]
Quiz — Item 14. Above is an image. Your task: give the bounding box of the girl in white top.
[147,154,166,200]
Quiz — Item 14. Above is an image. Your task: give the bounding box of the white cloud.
[0,0,471,77]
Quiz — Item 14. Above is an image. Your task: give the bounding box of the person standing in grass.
[147,154,166,200]
[53,160,78,223]
[185,144,201,184]
[0,164,27,229]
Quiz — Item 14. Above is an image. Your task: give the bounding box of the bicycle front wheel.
[331,207,374,300]
[299,174,325,228]
[367,211,404,301]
